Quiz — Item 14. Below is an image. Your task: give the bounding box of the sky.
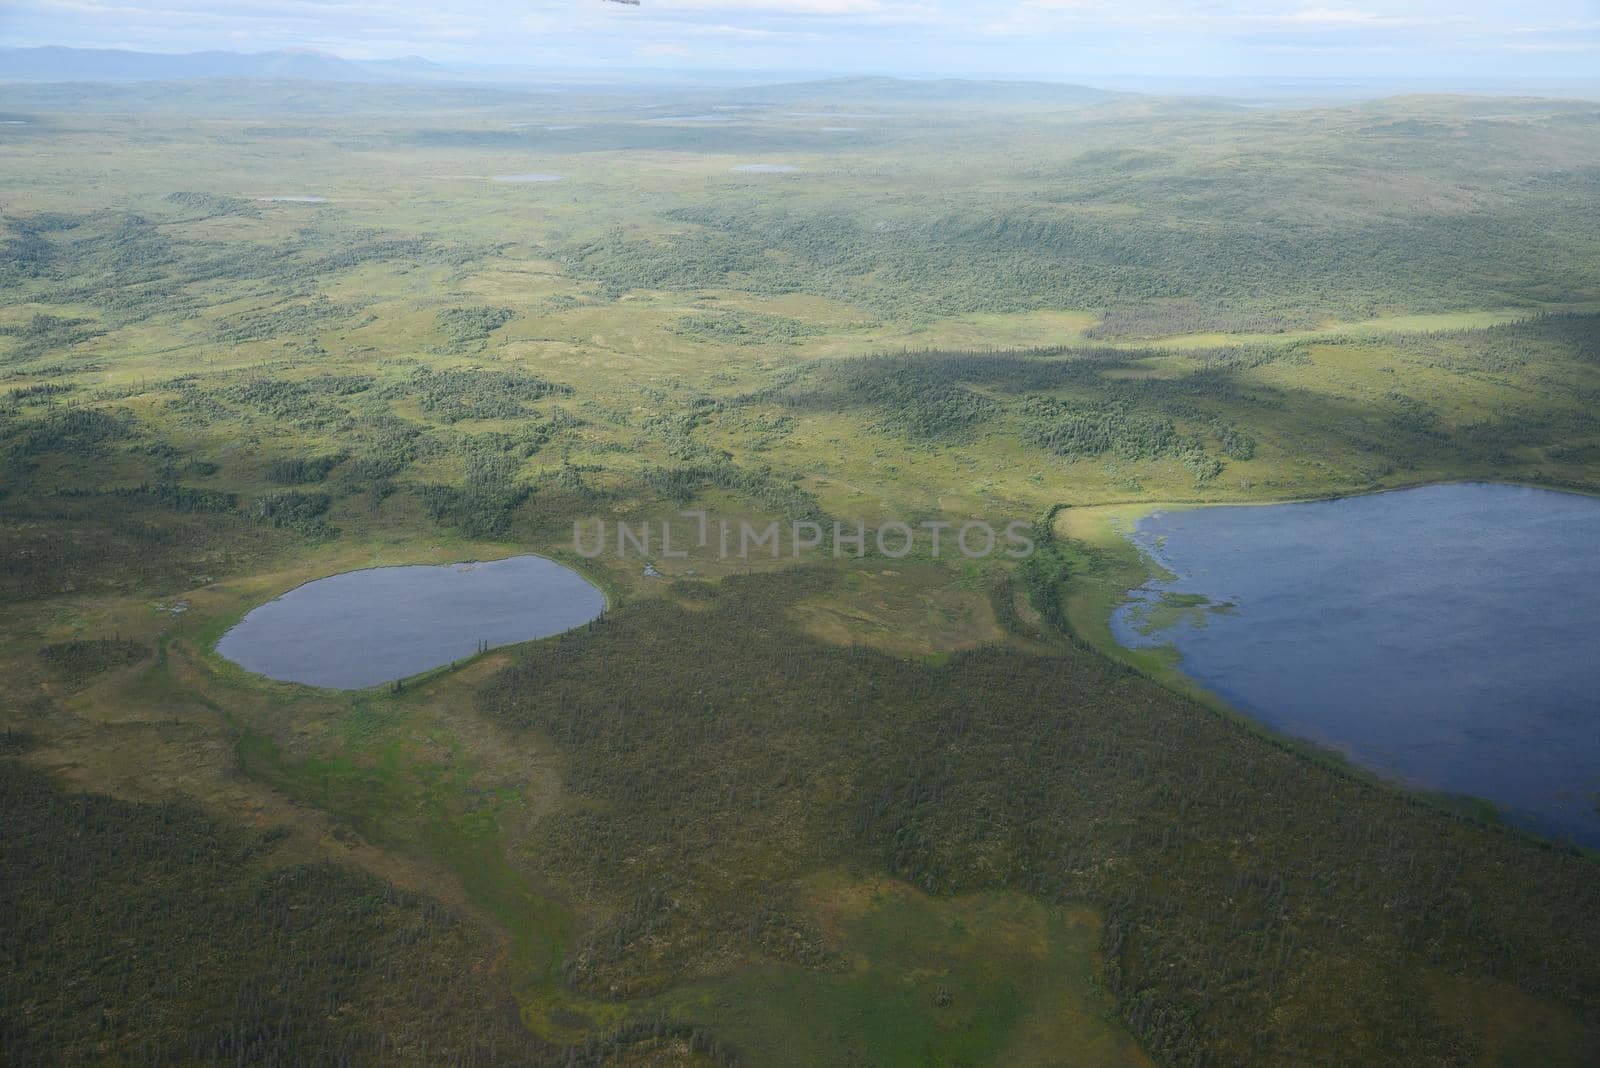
[2,1,1598,81]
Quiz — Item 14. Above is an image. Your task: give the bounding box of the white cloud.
[4,0,1598,78]
[660,0,886,13]
[635,41,692,57]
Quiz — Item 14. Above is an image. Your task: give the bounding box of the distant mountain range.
[0,46,828,89]
[0,48,1121,104]
[0,47,452,84]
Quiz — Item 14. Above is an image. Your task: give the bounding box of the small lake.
[1111,483,1600,844]
[493,173,565,183]
[731,164,799,174]
[216,556,604,689]
[255,195,327,203]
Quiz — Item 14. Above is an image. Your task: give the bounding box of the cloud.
[3,0,1597,77]
[1254,8,1434,26]
[635,41,692,57]
[662,0,887,13]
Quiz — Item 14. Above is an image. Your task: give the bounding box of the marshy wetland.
[3,73,1600,1066]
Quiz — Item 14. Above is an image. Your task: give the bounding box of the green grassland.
[2,78,1600,1065]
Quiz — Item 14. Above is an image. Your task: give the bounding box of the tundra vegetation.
[1,77,1599,1066]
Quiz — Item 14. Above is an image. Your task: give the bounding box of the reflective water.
[216,556,604,689]
[1112,483,1600,844]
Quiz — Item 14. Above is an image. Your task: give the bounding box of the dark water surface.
[1112,483,1600,844]
[216,556,604,689]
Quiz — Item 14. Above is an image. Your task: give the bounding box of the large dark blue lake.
[216,556,605,690]
[1111,483,1600,845]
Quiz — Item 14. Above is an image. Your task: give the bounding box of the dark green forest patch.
[38,637,149,682]
[0,759,550,1066]
[478,564,1600,1066]
[400,368,572,424]
[438,305,515,344]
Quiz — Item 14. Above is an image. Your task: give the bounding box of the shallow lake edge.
[1061,478,1600,855]
[208,551,614,694]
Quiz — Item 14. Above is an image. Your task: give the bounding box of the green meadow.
[2,78,1599,1065]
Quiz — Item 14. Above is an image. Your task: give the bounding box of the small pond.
[493,173,565,183]
[1111,483,1600,844]
[216,556,604,689]
[731,164,799,174]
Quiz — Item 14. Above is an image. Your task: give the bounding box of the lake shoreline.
[214,553,608,691]
[1087,481,1600,848]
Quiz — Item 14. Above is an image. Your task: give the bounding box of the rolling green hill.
[1,78,1598,1066]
